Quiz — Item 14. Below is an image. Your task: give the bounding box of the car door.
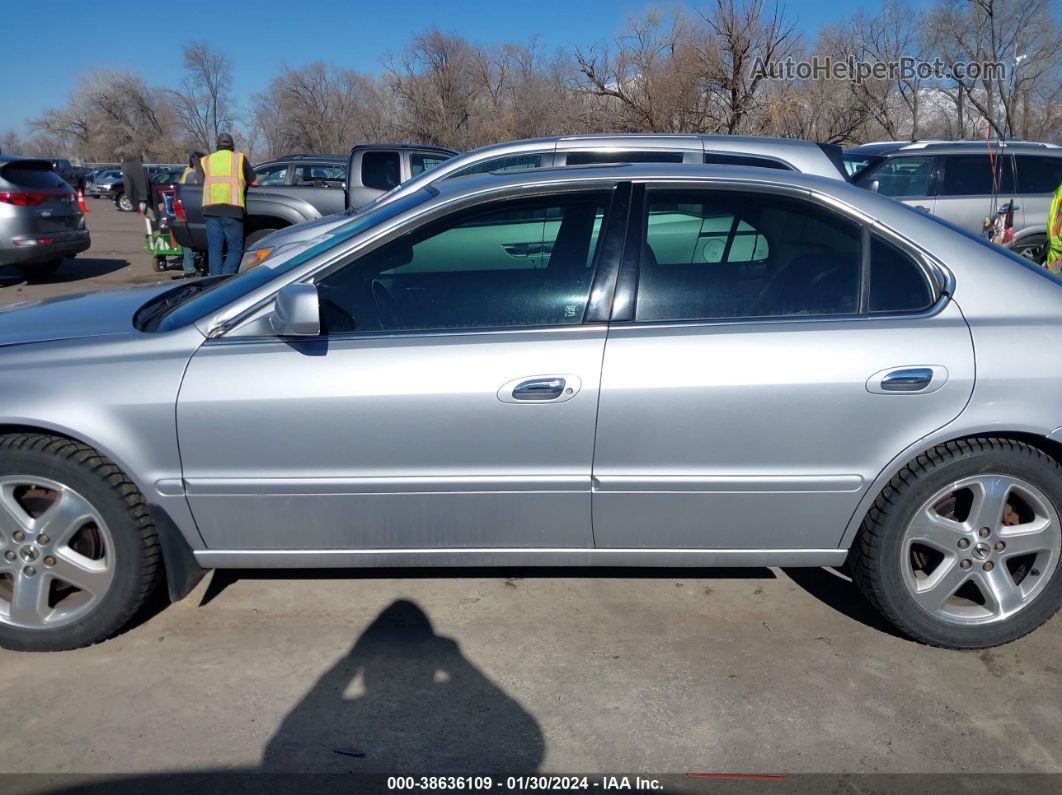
[1014,154,1062,240]
[177,188,621,551]
[934,153,1017,234]
[591,185,975,550]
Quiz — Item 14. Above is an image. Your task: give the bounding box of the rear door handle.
[914,205,932,213]
[497,375,582,404]
[513,377,565,400]
[867,366,947,395]
[881,368,933,392]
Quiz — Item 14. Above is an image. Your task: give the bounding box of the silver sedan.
[1,163,1060,651]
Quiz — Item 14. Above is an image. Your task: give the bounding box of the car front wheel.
[852,438,1062,648]
[0,434,161,652]
[116,192,133,212]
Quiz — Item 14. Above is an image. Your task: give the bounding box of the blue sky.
[3,0,909,133]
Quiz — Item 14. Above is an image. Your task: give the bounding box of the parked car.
[48,159,87,193]
[172,145,458,253]
[235,133,850,271]
[110,165,182,211]
[2,162,1061,652]
[847,140,1062,263]
[85,169,122,199]
[0,155,90,281]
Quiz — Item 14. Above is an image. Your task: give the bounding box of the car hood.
[0,282,174,348]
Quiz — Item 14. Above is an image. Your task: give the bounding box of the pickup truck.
[172,144,457,251]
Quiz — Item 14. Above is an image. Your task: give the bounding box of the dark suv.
[847,140,1062,263]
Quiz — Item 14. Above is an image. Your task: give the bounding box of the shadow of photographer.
[262,598,544,774]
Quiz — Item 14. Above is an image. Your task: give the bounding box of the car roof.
[431,161,862,207]
[846,140,1062,156]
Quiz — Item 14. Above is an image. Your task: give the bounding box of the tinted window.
[1015,155,1062,194]
[449,153,544,178]
[361,151,401,191]
[861,156,934,198]
[868,236,934,312]
[316,193,610,333]
[255,164,288,186]
[0,164,68,189]
[411,152,450,176]
[938,154,1014,196]
[636,191,860,321]
[704,153,792,170]
[566,150,683,166]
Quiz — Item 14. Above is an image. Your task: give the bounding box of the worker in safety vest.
[1047,180,1062,271]
[178,152,205,278]
[200,133,257,276]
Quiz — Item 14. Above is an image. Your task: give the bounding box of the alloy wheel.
[901,474,1061,625]
[0,476,115,630]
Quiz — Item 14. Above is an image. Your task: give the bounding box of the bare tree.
[172,41,235,151]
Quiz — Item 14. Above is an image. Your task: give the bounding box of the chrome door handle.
[880,368,934,392]
[512,377,565,401]
[914,205,932,213]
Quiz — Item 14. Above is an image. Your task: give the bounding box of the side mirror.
[869,179,880,193]
[270,283,320,336]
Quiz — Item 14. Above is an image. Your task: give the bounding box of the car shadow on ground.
[38,599,545,792]
[197,565,777,608]
[0,258,130,288]
[782,566,905,639]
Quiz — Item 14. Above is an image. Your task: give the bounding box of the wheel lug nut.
[978,527,991,538]
[43,556,55,567]
[3,551,14,562]
[1031,568,1040,576]
[957,538,970,549]
[24,566,36,577]
[12,531,25,542]
[994,541,1005,551]
[37,534,49,545]
[959,559,972,569]
[983,561,994,572]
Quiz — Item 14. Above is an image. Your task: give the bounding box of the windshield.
[151,188,437,332]
[846,154,883,181]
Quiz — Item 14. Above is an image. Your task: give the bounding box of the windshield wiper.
[134,278,225,332]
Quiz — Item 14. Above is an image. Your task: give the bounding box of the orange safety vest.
[201,150,246,208]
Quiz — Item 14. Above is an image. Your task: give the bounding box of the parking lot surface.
[0,205,1059,780]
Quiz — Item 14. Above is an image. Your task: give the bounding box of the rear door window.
[636,190,860,321]
[1015,155,1062,194]
[937,154,1015,196]
[868,236,934,313]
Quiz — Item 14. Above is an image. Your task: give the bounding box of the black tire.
[851,437,1062,649]
[244,227,279,249]
[16,260,61,281]
[0,434,161,652]
[116,192,133,212]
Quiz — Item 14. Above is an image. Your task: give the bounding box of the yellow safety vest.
[201,150,246,208]
[179,166,195,184]
[1047,182,1062,267]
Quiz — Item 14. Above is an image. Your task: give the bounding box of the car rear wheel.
[0,434,161,652]
[16,260,61,281]
[1011,236,1047,265]
[116,192,133,212]
[851,438,1062,648]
